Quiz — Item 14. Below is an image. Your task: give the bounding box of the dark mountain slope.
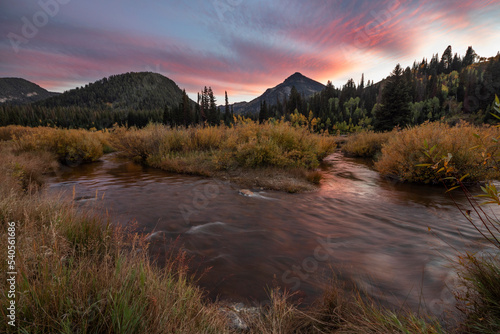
[0,78,59,105]
[234,72,325,114]
[37,72,191,110]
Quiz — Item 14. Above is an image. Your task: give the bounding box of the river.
[47,151,496,321]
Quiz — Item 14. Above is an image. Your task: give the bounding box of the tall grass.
[455,254,500,333]
[112,121,336,191]
[342,130,392,158]
[0,148,228,334]
[0,141,58,193]
[10,126,110,165]
[243,278,444,334]
[375,121,500,183]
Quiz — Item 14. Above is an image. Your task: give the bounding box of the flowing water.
[47,152,496,320]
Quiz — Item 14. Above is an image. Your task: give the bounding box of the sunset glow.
[1,0,499,102]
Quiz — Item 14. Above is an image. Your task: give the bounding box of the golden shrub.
[342,130,392,158]
[13,127,104,165]
[375,121,500,183]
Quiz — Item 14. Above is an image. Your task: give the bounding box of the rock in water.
[218,303,260,331]
[238,189,254,197]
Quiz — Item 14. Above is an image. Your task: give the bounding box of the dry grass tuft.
[241,276,444,334]
[0,154,228,333]
[0,141,58,193]
[111,121,336,191]
[9,126,108,165]
[342,130,392,158]
[455,254,500,333]
[375,121,500,183]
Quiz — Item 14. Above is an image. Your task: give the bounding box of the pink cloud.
[1,0,499,102]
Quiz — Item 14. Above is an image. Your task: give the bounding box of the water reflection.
[47,152,496,320]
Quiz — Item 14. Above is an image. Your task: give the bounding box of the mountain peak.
[233,72,325,114]
[284,72,306,83]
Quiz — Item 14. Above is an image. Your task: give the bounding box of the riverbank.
[340,121,500,184]
[111,121,335,192]
[0,136,446,333]
[1,123,499,332]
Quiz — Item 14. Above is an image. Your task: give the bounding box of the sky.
[1,0,500,103]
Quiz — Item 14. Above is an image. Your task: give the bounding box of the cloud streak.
[1,0,499,102]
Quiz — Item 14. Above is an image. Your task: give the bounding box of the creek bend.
[47,152,495,319]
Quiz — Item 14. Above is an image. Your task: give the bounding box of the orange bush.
[375,121,500,183]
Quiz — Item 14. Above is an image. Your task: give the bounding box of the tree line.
[1,46,499,132]
[0,87,234,129]
[256,46,500,132]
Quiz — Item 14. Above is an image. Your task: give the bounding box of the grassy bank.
[0,142,230,333]
[2,123,499,332]
[340,121,500,184]
[341,130,392,158]
[111,120,336,192]
[0,128,446,333]
[374,121,500,183]
[0,123,335,192]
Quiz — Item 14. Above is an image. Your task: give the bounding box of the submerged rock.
[238,189,277,201]
[186,221,226,235]
[145,231,169,242]
[218,303,260,331]
[73,195,97,202]
[238,189,255,197]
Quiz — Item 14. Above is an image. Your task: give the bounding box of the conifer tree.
[463,46,477,66]
[259,100,268,123]
[440,45,453,73]
[374,64,411,131]
[207,87,217,125]
[224,91,231,125]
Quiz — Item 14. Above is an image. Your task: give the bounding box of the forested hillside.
[262,46,500,133]
[0,78,59,105]
[37,72,188,110]
[0,46,498,131]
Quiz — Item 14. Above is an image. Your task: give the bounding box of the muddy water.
[47,152,495,319]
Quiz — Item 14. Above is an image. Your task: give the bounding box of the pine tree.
[259,100,268,123]
[463,46,477,67]
[200,87,209,123]
[181,89,191,126]
[224,91,231,125]
[163,105,171,125]
[207,87,217,125]
[288,86,302,115]
[439,45,453,73]
[358,73,365,94]
[374,64,412,131]
[451,53,462,72]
